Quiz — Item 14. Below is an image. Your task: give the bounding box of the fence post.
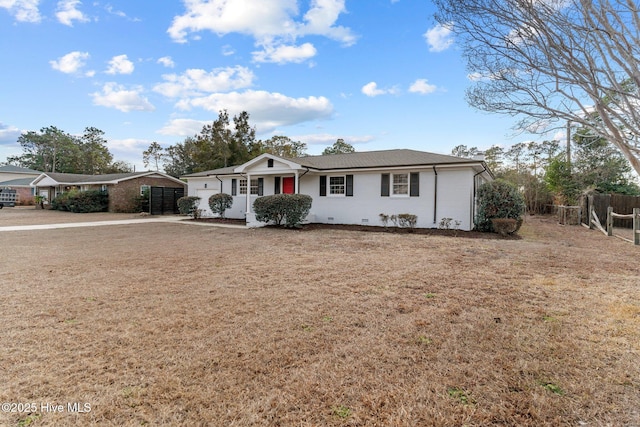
[607,206,613,236]
[634,208,640,246]
[589,203,594,229]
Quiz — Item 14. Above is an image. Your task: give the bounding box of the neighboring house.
[0,165,41,204]
[31,171,186,213]
[181,149,493,231]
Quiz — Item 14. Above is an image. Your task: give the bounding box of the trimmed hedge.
[253,194,312,228]
[51,190,109,213]
[208,193,233,218]
[177,196,201,217]
[475,180,525,232]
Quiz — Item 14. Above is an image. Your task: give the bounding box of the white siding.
[187,177,222,216]
[300,168,475,230]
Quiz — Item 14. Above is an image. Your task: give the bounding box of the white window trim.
[239,178,259,195]
[391,173,409,197]
[140,185,150,195]
[328,175,346,197]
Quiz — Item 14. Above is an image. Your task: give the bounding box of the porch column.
[246,173,251,213]
[294,171,299,194]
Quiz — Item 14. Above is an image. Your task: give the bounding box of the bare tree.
[433,0,640,175]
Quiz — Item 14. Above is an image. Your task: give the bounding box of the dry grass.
[0,212,639,426]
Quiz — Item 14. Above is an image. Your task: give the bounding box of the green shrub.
[50,192,71,211]
[51,190,108,213]
[475,180,525,232]
[177,196,201,217]
[208,193,233,218]
[253,194,312,228]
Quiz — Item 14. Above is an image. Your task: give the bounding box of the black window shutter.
[267,159,274,168]
[410,172,419,197]
[231,178,237,196]
[274,176,281,194]
[258,178,264,196]
[319,175,327,196]
[381,174,390,197]
[346,174,354,197]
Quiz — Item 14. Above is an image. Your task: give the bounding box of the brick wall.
[13,187,35,205]
[108,177,186,213]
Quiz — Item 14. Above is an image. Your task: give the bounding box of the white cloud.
[252,42,317,64]
[174,90,333,133]
[153,66,255,98]
[222,45,235,56]
[168,0,298,43]
[0,0,41,23]
[56,0,89,26]
[361,81,398,97]
[467,72,485,82]
[409,78,437,95]
[91,82,155,112]
[108,138,151,152]
[298,0,356,45]
[424,23,454,52]
[103,4,140,21]
[106,54,134,75]
[157,56,175,68]
[167,0,356,63]
[50,51,90,74]
[0,123,22,145]
[157,119,210,137]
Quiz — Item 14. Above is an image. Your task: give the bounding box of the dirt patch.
[0,214,639,426]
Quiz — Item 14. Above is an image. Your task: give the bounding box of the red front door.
[282,177,295,194]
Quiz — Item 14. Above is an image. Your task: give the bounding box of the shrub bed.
[177,196,201,218]
[51,190,108,213]
[475,180,525,233]
[253,194,312,228]
[208,193,233,218]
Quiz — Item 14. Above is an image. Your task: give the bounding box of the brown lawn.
[0,210,639,426]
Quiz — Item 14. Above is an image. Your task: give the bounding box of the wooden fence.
[556,205,582,225]
[581,193,640,228]
[586,204,640,245]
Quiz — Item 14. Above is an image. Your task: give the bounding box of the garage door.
[197,189,219,214]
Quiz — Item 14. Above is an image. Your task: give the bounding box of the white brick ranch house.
[181,149,493,231]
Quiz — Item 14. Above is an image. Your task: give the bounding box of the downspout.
[297,167,310,193]
[472,163,488,229]
[433,166,438,224]
[215,175,223,193]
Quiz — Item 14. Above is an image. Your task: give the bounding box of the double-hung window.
[392,173,409,196]
[329,176,345,195]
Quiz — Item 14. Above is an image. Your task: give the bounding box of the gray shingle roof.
[181,166,239,178]
[0,177,34,186]
[182,149,480,178]
[42,172,149,183]
[288,149,478,170]
[0,164,41,174]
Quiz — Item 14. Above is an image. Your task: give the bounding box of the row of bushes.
[51,190,109,213]
[177,193,313,228]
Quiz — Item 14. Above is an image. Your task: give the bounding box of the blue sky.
[0,0,544,171]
